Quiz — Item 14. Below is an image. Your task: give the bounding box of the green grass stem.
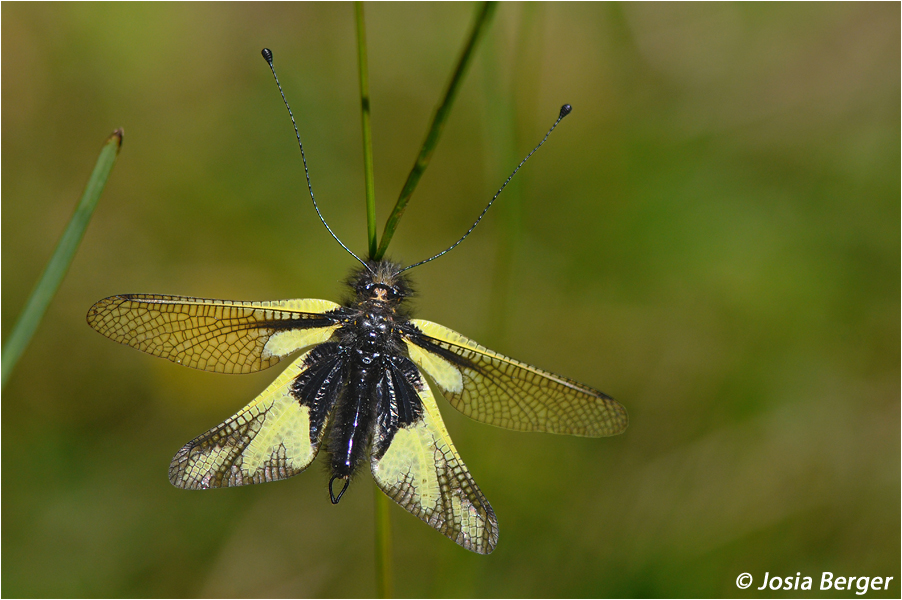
[1,129,123,389]
[357,4,393,595]
[356,2,378,259]
[374,486,394,598]
[373,1,496,260]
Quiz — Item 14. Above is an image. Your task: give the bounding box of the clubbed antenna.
[400,104,573,273]
[262,48,373,274]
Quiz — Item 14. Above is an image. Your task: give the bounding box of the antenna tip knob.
[559,104,572,119]
[261,48,273,64]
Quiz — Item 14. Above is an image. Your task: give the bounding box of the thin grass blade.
[1,129,123,388]
[374,486,394,598]
[374,2,496,260]
[356,2,378,259]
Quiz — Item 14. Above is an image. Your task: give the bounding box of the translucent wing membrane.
[87,294,341,373]
[170,346,340,489]
[371,360,498,554]
[405,319,628,437]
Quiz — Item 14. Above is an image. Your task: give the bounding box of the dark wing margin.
[87,294,342,373]
[370,356,498,554]
[169,344,344,489]
[404,319,628,437]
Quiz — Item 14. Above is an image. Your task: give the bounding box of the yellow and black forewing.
[170,343,345,489]
[370,360,498,554]
[404,319,628,437]
[87,294,341,373]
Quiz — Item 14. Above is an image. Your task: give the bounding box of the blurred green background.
[3,3,899,597]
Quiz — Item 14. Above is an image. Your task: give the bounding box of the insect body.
[86,48,628,554]
[87,260,627,553]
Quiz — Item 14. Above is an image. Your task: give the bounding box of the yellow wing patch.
[409,319,628,437]
[262,326,337,359]
[404,339,463,393]
[371,376,498,554]
[87,295,340,373]
[169,350,322,489]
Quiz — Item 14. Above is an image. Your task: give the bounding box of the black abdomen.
[325,299,424,502]
[329,361,377,479]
